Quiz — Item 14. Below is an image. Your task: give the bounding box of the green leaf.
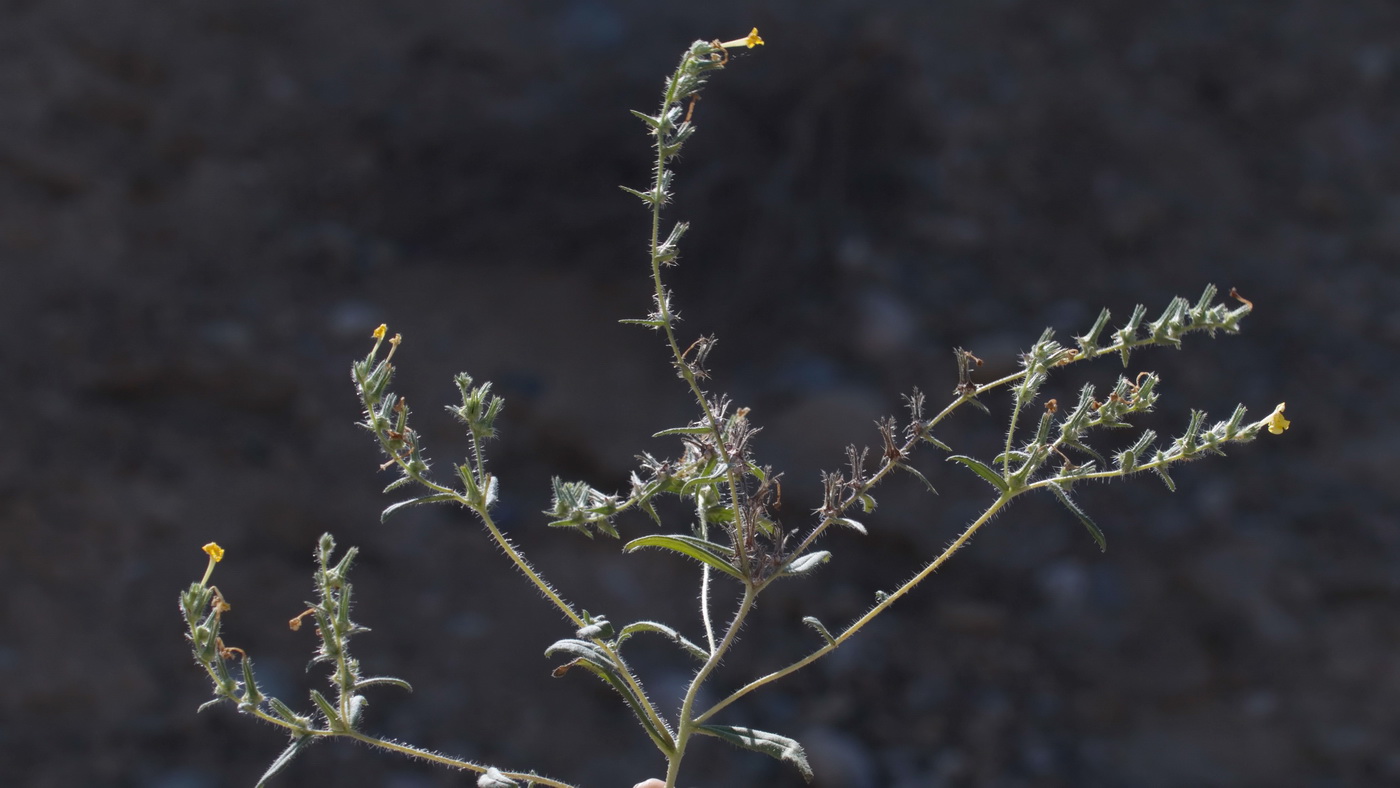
[858,493,877,513]
[1049,484,1107,552]
[802,616,836,645]
[782,551,831,577]
[619,318,667,327]
[696,724,813,782]
[352,676,413,693]
[380,493,458,522]
[617,620,709,662]
[255,734,315,788]
[652,424,714,438]
[946,455,1009,493]
[629,109,663,129]
[832,517,867,535]
[623,534,746,582]
[894,462,938,495]
[545,639,675,753]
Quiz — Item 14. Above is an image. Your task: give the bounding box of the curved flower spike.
[720,28,765,49]
[1266,402,1291,435]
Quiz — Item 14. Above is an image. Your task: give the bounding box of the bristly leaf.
[781,551,832,577]
[946,455,1009,493]
[832,517,867,535]
[381,493,458,523]
[802,616,836,645]
[1048,484,1107,552]
[623,534,746,582]
[255,734,316,788]
[1153,463,1177,492]
[696,724,814,782]
[617,620,709,662]
[352,676,413,693]
[894,462,938,495]
[544,639,675,753]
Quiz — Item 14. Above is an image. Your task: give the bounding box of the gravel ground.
[3,2,1397,786]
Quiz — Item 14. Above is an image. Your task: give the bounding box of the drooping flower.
[1266,402,1290,435]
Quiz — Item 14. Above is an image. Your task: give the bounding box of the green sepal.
[802,616,836,645]
[622,534,745,582]
[782,551,831,577]
[268,697,311,730]
[695,724,813,782]
[544,639,675,754]
[382,493,457,522]
[616,621,709,662]
[946,455,1009,493]
[1152,463,1177,492]
[255,734,316,788]
[239,657,263,706]
[309,688,343,731]
[894,462,938,495]
[1048,484,1107,552]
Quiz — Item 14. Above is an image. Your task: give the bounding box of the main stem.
[665,584,757,788]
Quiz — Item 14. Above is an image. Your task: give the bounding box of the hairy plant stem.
[665,584,758,788]
[696,492,1014,725]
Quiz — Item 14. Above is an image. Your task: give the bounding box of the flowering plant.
[180,30,1287,787]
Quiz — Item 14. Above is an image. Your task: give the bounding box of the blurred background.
[3,1,1397,786]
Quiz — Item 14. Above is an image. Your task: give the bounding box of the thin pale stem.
[666,584,758,788]
[697,493,1013,726]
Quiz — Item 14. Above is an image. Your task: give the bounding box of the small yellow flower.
[720,28,764,49]
[372,324,387,340]
[1266,402,1291,435]
[203,542,225,562]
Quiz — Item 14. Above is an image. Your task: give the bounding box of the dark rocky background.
[3,1,1397,786]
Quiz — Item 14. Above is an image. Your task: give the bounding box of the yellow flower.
[203,542,225,562]
[720,28,764,49]
[1266,402,1290,435]
[372,324,388,340]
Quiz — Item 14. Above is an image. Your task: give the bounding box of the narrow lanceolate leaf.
[617,621,709,662]
[831,517,867,536]
[618,318,667,327]
[946,455,1009,493]
[782,551,831,577]
[894,462,938,495]
[545,639,674,753]
[651,424,714,437]
[1049,484,1107,552]
[254,734,316,788]
[1152,463,1177,492]
[352,676,413,693]
[696,725,813,782]
[802,616,836,645]
[381,493,458,523]
[623,534,746,582]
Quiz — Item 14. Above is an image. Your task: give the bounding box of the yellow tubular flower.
[372,324,388,340]
[203,542,225,562]
[720,28,764,49]
[1266,402,1291,435]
